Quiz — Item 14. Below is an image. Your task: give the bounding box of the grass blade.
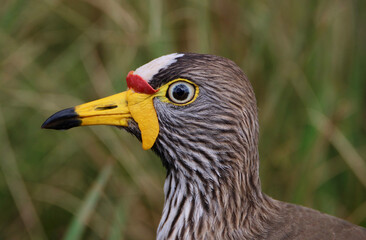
[63,164,112,240]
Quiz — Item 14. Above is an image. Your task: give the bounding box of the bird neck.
[157,167,280,239]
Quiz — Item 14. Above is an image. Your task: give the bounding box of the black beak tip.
[41,107,81,130]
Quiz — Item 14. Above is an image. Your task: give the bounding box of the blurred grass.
[0,0,365,239]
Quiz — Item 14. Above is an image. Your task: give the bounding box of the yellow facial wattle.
[126,90,159,150]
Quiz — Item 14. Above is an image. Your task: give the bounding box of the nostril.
[95,105,117,110]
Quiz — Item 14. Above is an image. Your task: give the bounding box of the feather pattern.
[150,54,280,239]
[125,53,366,239]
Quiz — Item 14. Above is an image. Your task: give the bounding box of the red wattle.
[126,71,158,94]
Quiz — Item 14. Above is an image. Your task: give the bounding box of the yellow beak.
[42,90,159,150]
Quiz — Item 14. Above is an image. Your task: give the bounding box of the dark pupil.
[173,84,189,101]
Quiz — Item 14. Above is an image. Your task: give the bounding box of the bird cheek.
[127,91,160,150]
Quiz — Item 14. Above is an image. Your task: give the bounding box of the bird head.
[42,53,259,175]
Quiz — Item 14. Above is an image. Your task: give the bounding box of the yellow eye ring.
[167,81,195,104]
[157,79,199,106]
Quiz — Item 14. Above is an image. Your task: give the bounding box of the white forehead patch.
[134,53,184,82]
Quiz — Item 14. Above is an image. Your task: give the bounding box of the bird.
[42,53,366,239]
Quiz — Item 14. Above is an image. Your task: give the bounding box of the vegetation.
[0,0,365,239]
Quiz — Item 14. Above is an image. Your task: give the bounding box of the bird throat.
[157,169,279,239]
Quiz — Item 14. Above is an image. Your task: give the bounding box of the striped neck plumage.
[156,154,279,240]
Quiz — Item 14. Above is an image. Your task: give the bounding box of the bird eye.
[167,81,196,104]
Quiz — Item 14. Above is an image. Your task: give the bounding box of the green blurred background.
[1,0,365,239]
